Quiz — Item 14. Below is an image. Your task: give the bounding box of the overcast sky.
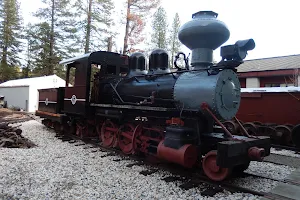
[20,0,300,62]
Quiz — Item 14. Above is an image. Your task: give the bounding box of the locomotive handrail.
[124,63,239,81]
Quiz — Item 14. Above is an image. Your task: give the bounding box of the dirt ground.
[0,108,27,119]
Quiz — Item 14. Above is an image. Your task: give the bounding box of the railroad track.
[49,130,294,200]
[271,144,300,152]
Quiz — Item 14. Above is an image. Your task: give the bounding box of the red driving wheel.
[96,121,103,142]
[76,123,86,139]
[118,123,135,154]
[132,124,143,154]
[202,150,231,181]
[101,120,118,148]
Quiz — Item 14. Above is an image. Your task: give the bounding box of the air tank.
[178,11,230,68]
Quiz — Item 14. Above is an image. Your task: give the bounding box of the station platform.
[260,168,300,200]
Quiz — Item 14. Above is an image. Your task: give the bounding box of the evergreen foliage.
[75,0,114,53]
[151,7,168,49]
[0,0,23,81]
[29,0,79,77]
[168,13,181,68]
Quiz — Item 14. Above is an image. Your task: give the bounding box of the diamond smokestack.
[178,11,230,68]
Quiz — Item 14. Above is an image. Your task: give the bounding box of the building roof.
[0,75,66,88]
[237,54,300,73]
[241,86,300,93]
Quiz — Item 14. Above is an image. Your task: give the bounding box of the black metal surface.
[216,135,271,168]
[97,74,178,108]
[164,125,198,149]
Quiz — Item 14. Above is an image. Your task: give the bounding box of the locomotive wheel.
[54,122,62,133]
[243,123,258,136]
[253,121,262,126]
[263,126,276,138]
[292,124,300,148]
[202,150,231,181]
[223,121,239,135]
[132,124,143,154]
[275,125,292,145]
[132,125,164,154]
[101,120,118,148]
[76,123,87,139]
[118,123,135,154]
[96,121,103,142]
[284,124,294,129]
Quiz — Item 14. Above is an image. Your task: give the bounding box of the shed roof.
[237,54,300,73]
[0,75,65,87]
[241,86,300,93]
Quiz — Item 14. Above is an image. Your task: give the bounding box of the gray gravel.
[264,153,300,168]
[0,120,294,200]
[271,148,300,158]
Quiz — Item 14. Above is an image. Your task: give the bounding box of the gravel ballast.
[0,120,296,200]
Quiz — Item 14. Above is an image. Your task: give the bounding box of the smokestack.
[178,11,230,68]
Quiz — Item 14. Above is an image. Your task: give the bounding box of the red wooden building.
[237,54,300,88]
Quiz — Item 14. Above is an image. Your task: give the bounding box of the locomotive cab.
[60,51,129,116]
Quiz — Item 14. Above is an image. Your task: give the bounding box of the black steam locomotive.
[36,11,271,181]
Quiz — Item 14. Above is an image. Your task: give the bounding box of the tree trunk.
[1,16,9,67]
[49,0,55,75]
[123,0,131,55]
[85,0,93,54]
[107,36,112,52]
[1,46,7,66]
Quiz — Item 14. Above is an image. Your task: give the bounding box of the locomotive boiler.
[36,11,271,182]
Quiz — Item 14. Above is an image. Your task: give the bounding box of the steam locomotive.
[36,11,271,181]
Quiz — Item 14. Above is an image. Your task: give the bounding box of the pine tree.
[31,0,79,76]
[75,0,114,53]
[0,0,23,81]
[123,0,160,54]
[151,7,168,49]
[168,13,181,68]
[26,22,53,76]
[22,28,35,78]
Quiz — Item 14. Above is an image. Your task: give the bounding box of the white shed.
[0,75,67,112]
